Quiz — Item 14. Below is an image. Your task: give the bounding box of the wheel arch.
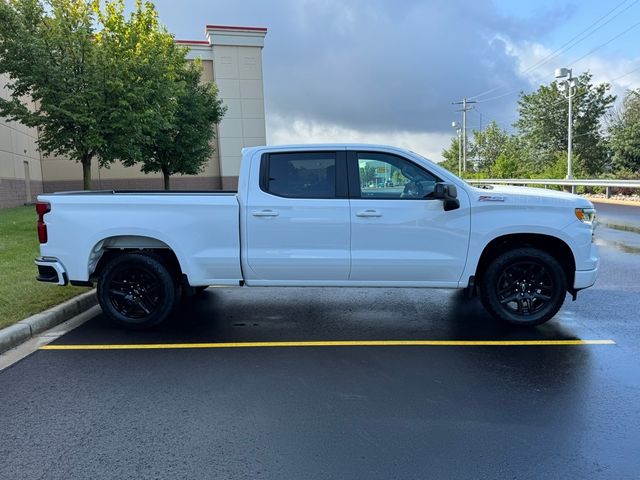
[475,233,576,290]
[88,235,183,281]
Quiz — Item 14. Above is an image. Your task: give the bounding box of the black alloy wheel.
[480,247,567,326]
[108,267,162,319]
[97,253,178,329]
[496,260,554,316]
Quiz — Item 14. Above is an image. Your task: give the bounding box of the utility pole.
[452,98,477,173]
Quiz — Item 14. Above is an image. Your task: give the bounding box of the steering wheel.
[401,181,423,198]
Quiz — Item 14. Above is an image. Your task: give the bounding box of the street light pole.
[462,98,467,173]
[457,129,462,177]
[555,68,576,180]
[567,77,573,180]
[452,122,462,177]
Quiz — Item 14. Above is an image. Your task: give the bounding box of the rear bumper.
[35,257,68,286]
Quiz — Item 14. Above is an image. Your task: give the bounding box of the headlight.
[575,207,596,224]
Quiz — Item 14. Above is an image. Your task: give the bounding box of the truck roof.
[241,143,434,162]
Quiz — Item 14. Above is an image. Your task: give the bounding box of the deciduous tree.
[0,0,187,189]
[129,61,226,190]
[470,121,510,172]
[440,135,461,175]
[608,89,640,174]
[515,73,615,176]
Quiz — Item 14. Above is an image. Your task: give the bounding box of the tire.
[97,253,178,329]
[479,247,567,326]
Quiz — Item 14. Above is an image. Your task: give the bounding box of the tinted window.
[356,152,438,199]
[265,152,336,198]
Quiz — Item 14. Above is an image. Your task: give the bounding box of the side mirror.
[433,183,460,211]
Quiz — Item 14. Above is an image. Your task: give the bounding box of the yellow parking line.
[39,339,616,350]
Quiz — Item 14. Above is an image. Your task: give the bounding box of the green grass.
[0,206,87,329]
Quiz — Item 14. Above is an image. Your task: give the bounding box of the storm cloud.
[154,0,576,153]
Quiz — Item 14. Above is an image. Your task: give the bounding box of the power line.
[471,107,483,130]
[468,0,638,101]
[568,19,640,66]
[477,17,640,105]
[518,0,638,76]
[479,66,640,135]
[609,64,640,82]
[476,87,523,104]
[480,62,640,106]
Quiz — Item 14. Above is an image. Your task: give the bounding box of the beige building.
[0,24,267,208]
[0,73,44,208]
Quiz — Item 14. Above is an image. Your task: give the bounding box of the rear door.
[348,150,470,285]
[245,150,351,282]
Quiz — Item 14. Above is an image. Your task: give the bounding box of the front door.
[245,150,351,282]
[348,151,470,285]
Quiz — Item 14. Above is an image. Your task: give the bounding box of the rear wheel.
[479,247,567,326]
[97,253,178,329]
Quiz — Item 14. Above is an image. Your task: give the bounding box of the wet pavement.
[592,202,640,254]
[0,202,639,479]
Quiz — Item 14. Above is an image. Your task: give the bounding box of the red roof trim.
[175,40,210,45]
[205,24,267,32]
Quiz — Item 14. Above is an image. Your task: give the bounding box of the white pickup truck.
[34,144,599,328]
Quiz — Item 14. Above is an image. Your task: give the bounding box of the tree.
[470,121,510,172]
[608,89,640,173]
[359,163,376,186]
[537,152,587,180]
[130,61,226,189]
[515,72,615,176]
[439,135,461,174]
[0,0,187,189]
[490,136,529,178]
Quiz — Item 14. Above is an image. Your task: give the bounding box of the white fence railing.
[465,178,640,197]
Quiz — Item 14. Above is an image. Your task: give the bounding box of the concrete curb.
[0,290,98,355]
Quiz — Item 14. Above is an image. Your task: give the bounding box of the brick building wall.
[0,179,43,208]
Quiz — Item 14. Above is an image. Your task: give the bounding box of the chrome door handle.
[252,209,279,217]
[356,209,382,217]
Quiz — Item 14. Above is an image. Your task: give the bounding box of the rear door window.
[261,152,338,198]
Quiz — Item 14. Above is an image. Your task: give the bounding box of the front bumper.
[35,257,68,286]
[574,264,599,290]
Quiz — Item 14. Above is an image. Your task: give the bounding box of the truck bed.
[48,190,238,195]
[37,191,243,286]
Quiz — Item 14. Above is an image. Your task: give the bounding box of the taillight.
[36,201,50,244]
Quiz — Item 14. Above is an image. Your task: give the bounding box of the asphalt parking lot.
[1,201,639,479]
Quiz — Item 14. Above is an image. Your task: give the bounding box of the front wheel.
[479,248,567,326]
[97,253,178,329]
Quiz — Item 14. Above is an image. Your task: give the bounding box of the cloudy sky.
[150,0,640,161]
